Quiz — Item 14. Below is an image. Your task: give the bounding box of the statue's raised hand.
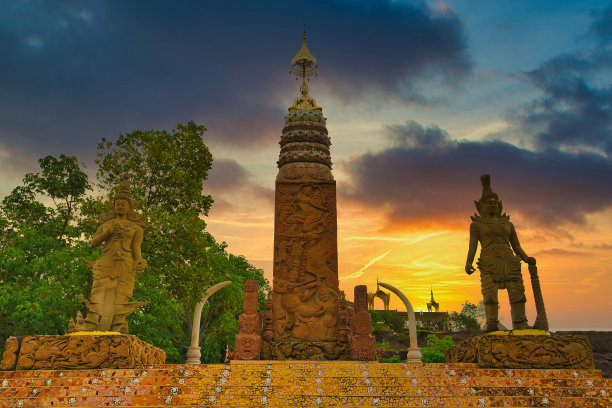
[465,264,475,275]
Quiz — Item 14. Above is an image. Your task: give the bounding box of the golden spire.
[289,28,322,112]
[290,29,318,80]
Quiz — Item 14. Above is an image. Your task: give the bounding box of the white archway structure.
[186,281,232,364]
[377,282,422,363]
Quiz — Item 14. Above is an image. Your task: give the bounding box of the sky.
[1,0,612,330]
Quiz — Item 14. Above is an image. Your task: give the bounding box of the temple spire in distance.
[289,29,322,112]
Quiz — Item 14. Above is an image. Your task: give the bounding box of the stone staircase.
[1,361,610,407]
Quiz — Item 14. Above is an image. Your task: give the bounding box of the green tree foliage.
[381,310,406,332]
[93,121,269,362]
[448,300,483,331]
[0,155,91,356]
[420,334,454,363]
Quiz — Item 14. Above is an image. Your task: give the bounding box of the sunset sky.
[1,1,611,330]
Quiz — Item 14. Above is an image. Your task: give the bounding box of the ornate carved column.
[234,280,262,360]
[350,285,377,361]
[263,31,348,360]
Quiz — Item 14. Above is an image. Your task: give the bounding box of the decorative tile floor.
[1,362,610,407]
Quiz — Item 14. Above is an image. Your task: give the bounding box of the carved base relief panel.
[262,340,349,360]
[446,334,594,369]
[1,334,165,371]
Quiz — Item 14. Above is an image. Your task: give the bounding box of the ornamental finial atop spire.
[290,27,318,82]
[289,29,322,112]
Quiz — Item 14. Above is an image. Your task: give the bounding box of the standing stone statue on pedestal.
[465,174,535,331]
[1,175,165,371]
[69,175,148,333]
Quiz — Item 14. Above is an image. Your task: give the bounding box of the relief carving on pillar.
[336,292,349,343]
[350,285,376,361]
[234,280,262,360]
[276,163,334,183]
[272,182,339,342]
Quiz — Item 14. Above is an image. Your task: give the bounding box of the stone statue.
[69,175,147,334]
[465,174,535,331]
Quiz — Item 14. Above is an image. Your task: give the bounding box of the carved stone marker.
[69,176,148,334]
[262,292,274,342]
[446,334,594,370]
[234,280,262,360]
[465,174,536,331]
[350,285,376,361]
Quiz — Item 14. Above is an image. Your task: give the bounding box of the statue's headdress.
[98,174,145,227]
[474,174,503,216]
[113,174,134,208]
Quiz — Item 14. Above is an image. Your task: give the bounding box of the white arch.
[377,282,422,363]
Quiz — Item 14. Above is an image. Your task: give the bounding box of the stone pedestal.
[0,334,165,371]
[262,340,349,360]
[446,333,594,369]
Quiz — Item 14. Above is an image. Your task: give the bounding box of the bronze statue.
[465,175,535,331]
[70,175,147,334]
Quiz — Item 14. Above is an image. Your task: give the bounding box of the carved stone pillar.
[350,285,377,361]
[263,32,349,360]
[234,280,262,360]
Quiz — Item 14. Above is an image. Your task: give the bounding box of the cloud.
[341,120,612,227]
[590,6,612,45]
[505,7,612,156]
[0,0,472,164]
[532,248,588,257]
[205,158,273,212]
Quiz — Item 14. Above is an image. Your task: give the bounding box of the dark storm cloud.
[342,121,612,227]
[508,6,612,156]
[205,158,273,205]
[0,0,471,160]
[591,6,612,45]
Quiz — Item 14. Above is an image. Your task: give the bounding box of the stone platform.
[446,333,594,369]
[0,334,165,371]
[1,361,610,407]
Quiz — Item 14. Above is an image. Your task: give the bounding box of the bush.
[380,355,402,363]
[381,310,406,332]
[420,334,454,363]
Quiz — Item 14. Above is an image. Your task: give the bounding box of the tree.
[420,334,454,363]
[448,300,482,331]
[93,121,269,362]
[0,156,91,356]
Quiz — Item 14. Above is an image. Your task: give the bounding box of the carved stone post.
[234,280,262,360]
[262,292,274,341]
[350,285,377,361]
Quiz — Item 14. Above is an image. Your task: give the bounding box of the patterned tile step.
[2,375,606,392]
[3,394,610,407]
[2,384,609,399]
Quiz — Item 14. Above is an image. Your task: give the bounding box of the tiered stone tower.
[263,31,349,360]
